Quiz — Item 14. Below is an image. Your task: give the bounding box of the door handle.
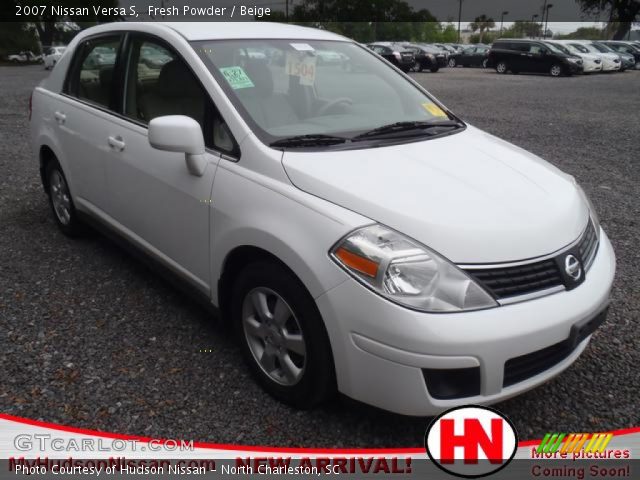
[54,111,66,124]
[108,135,126,152]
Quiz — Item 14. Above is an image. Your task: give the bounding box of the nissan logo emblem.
[565,254,582,281]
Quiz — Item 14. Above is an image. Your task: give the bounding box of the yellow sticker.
[422,102,447,117]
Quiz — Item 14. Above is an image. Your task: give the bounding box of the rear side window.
[65,35,122,109]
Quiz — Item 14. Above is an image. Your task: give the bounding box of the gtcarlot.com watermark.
[14,434,194,453]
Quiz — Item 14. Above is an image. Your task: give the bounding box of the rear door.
[59,34,124,210]
[101,33,237,294]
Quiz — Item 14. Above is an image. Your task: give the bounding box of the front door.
[102,34,237,294]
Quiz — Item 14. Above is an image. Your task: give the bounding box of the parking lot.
[1,65,638,447]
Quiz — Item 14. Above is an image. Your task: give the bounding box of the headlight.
[574,182,601,240]
[330,225,497,312]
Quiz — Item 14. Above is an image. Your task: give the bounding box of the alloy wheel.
[49,170,72,225]
[242,287,306,386]
[550,65,562,77]
[496,62,507,73]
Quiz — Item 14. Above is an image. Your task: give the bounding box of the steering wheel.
[316,97,353,116]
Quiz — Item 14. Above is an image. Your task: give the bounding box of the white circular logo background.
[425,405,518,478]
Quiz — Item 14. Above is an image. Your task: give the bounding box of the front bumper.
[583,60,603,73]
[567,62,584,74]
[317,230,615,416]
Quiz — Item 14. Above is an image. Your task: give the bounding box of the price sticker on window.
[286,52,317,86]
[422,102,448,117]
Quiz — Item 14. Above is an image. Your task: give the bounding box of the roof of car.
[161,22,346,41]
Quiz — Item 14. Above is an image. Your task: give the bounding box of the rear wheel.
[232,261,335,408]
[45,159,83,236]
[413,61,422,72]
[496,61,508,73]
[550,63,563,77]
[448,58,456,68]
[482,58,489,68]
[430,66,439,73]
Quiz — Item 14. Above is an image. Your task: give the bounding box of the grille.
[466,259,562,299]
[503,307,608,387]
[503,338,573,387]
[464,221,599,301]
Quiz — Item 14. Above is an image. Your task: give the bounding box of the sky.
[117,0,622,34]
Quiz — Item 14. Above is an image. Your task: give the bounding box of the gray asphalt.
[1,65,638,447]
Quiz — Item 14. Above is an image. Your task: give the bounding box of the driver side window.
[124,36,237,156]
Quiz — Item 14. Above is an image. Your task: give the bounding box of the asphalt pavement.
[1,65,638,447]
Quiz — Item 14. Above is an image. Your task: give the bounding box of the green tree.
[499,20,542,39]
[469,14,495,43]
[575,0,640,39]
[555,26,606,39]
[13,0,120,46]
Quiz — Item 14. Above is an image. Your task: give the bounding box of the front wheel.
[413,61,423,72]
[550,64,563,77]
[448,58,456,68]
[496,61,508,73]
[232,261,335,408]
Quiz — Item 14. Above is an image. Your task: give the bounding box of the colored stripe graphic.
[538,433,614,454]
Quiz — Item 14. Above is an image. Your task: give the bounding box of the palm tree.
[470,14,495,43]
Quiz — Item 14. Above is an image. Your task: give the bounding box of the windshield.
[591,43,612,53]
[193,39,458,146]
[546,43,570,55]
[570,43,592,53]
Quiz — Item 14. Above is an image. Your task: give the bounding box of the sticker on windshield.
[286,52,317,86]
[290,43,315,51]
[219,66,254,89]
[422,102,447,117]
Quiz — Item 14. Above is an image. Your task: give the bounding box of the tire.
[45,159,83,237]
[550,63,563,77]
[448,58,456,68]
[496,61,508,73]
[231,261,335,409]
[482,58,488,68]
[413,61,422,72]
[430,66,439,73]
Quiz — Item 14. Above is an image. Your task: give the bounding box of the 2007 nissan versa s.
[31,22,615,416]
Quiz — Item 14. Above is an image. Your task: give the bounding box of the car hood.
[282,126,589,264]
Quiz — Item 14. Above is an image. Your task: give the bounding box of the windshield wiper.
[352,120,462,141]
[270,134,347,148]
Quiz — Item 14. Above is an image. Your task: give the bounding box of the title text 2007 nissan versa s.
[30,22,615,416]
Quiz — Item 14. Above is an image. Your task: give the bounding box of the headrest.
[99,67,114,88]
[157,60,201,97]
[241,61,274,97]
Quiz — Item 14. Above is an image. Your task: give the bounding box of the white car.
[30,22,615,416]
[44,46,66,70]
[560,40,621,72]
[545,41,602,73]
[8,51,41,63]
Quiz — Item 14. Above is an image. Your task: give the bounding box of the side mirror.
[148,115,207,176]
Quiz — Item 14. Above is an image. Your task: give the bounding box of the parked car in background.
[30,22,615,416]
[447,46,490,68]
[590,42,634,70]
[367,42,415,72]
[488,39,583,76]
[44,46,66,70]
[560,41,621,72]
[544,41,602,73]
[433,43,457,55]
[8,51,42,63]
[401,43,444,72]
[598,41,640,69]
